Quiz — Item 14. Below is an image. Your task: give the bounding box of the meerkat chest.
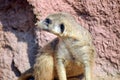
[62,38,85,61]
[64,38,81,57]
[63,38,80,51]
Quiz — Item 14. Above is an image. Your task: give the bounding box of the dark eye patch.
[45,18,52,24]
[60,23,65,33]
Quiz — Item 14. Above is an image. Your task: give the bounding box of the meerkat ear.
[59,23,65,33]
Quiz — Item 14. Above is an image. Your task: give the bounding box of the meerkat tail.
[18,67,34,80]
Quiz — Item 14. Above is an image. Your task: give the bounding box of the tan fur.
[33,38,59,80]
[18,12,95,80]
[34,53,54,80]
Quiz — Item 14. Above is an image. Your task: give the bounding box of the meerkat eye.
[59,23,65,33]
[45,18,52,24]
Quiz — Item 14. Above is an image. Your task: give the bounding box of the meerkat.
[36,12,95,80]
[18,12,95,80]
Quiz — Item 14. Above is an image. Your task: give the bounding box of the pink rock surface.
[0,0,120,80]
[0,0,36,80]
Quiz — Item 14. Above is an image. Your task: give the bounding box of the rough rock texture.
[0,0,36,80]
[0,0,120,80]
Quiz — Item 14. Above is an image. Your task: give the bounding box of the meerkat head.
[36,13,76,37]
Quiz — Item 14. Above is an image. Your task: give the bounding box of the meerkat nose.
[35,21,43,31]
[35,21,41,26]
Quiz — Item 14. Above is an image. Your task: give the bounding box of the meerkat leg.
[55,41,68,80]
[56,58,67,80]
[84,61,92,80]
[78,46,94,80]
[34,53,54,80]
[84,52,94,80]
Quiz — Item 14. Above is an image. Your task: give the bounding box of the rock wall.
[0,0,120,80]
[0,0,36,80]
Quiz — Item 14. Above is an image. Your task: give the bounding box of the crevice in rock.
[112,28,120,39]
[11,59,21,77]
[2,44,13,51]
[11,27,18,31]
